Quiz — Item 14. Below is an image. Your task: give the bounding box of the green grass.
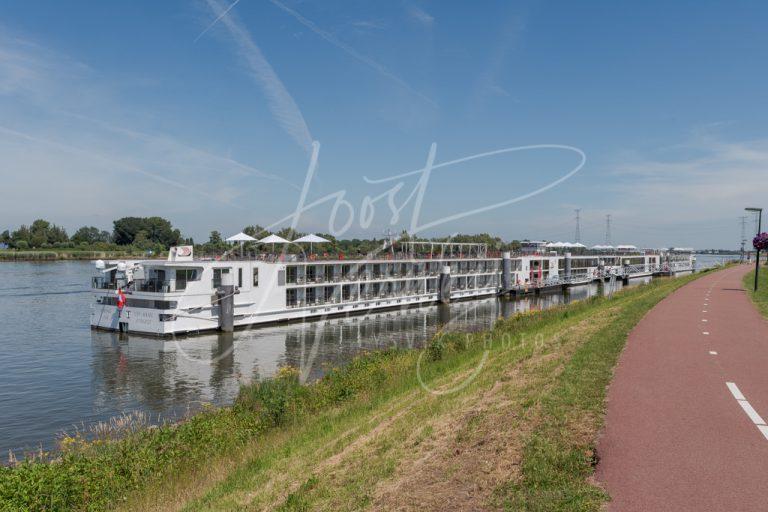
[744,267,768,318]
[181,275,702,512]
[0,271,707,512]
[493,281,686,510]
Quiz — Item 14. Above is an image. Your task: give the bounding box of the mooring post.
[218,271,235,332]
[564,252,572,283]
[502,251,512,293]
[439,265,452,304]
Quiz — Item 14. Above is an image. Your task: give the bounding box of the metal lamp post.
[746,207,763,292]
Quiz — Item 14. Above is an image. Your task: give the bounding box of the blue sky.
[1,0,767,248]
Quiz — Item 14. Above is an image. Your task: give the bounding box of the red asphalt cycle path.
[596,264,768,511]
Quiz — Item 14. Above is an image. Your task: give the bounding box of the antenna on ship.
[574,208,582,244]
[605,214,612,246]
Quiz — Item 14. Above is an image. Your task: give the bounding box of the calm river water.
[0,255,732,457]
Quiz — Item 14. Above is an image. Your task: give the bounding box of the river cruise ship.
[90,241,693,336]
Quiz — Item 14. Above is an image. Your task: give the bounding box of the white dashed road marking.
[727,382,745,400]
[726,382,768,441]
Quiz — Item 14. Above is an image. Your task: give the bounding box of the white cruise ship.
[89,241,694,336]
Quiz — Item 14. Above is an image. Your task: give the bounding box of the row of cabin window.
[286,262,501,283]
[211,267,259,289]
[135,267,260,291]
[286,275,498,301]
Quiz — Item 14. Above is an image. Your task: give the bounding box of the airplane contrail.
[267,0,437,107]
[204,0,314,154]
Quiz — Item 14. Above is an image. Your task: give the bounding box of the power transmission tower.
[574,209,582,243]
[740,216,748,261]
[605,214,612,246]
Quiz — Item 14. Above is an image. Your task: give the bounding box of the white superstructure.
[89,243,693,336]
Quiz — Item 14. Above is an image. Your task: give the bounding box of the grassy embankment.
[0,249,152,261]
[744,268,768,318]
[0,272,706,512]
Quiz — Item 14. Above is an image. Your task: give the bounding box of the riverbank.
[0,272,706,511]
[0,250,151,262]
[744,268,768,318]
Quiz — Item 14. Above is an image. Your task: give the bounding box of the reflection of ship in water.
[88,280,644,422]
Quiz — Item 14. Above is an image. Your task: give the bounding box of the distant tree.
[72,226,112,245]
[276,227,303,241]
[132,230,155,251]
[209,231,223,245]
[243,225,269,238]
[113,217,182,247]
[315,233,338,244]
[237,226,266,254]
[8,219,69,248]
[144,217,182,247]
[10,225,31,248]
[0,230,10,244]
[198,230,229,255]
[113,217,142,245]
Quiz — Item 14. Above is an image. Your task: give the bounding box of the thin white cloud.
[0,125,244,207]
[61,111,299,190]
[407,5,434,27]
[267,0,437,107]
[195,0,242,42]
[0,29,290,192]
[0,29,298,234]
[470,13,525,113]
[350,20,386,31]
[204,0,314,153]
[605,135,768,246]
[0,32,94,104]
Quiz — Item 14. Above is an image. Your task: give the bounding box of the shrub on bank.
[0,347,415,511]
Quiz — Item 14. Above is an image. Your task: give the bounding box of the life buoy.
[116,289,126,310]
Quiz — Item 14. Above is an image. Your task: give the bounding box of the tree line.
[0,217,186,253]
[1,217,522,255]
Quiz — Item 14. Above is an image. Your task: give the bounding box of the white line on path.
[739,401,766,425]
[703,332,710,335]
[709,351,718,355]
[726,382,768,441]
[702,319,708,322]
[727,382,745,400]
